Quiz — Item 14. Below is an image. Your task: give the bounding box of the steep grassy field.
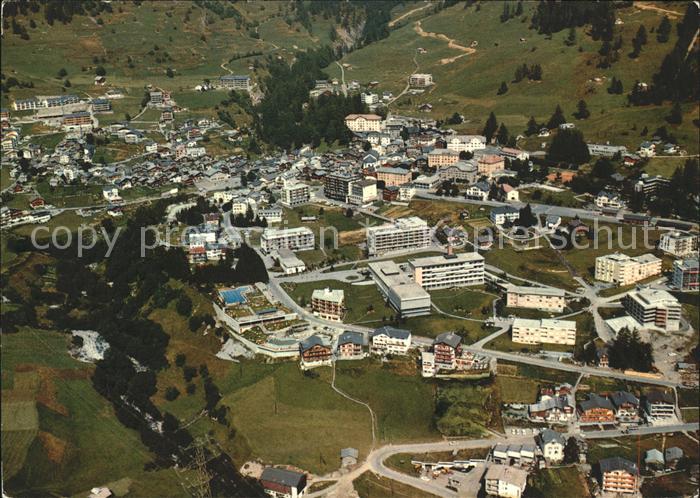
[328,1,699,153]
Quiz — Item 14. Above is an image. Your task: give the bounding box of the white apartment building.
[219,75,251,91]
[445,135,487,153]
[310,288,345,321]
[594,253,662,285]
[409,252,484,289]
[409,73,434,87]
[484,465,528,498]
[506,285,566,313]
[370,326,412,355]
[538,429,565,463]
[261,227,315,254]
[398,183,416,201]
[659,231,698,257]
[512,318,576,346]
[368,260,431,317]
[347,178,377,206]
[595,190,625,209]
[344,114,383,133]
[281,182,311,207]
[622,288,681,331]
[360,92,379,105]
[672,258,699,291]
[366,216,430,256]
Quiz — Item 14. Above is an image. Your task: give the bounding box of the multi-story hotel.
[344,113,383,132]
[219,75,251,91]
[594,253,662,285]
[477,154,505,177]
[261,227,314,253]
[311,288,345,321]
[506,285,566,313]
[409,252,484,289]
[445,135,487,153]
[366,217,430,256]
[280,182,310,207]
[368,260,431,317]
[659,231,698,257]
[433,332,462,370]
[370,326,412,355]
[375,166,411,187]
[323,171,361,201]
[622,288,681,331]
[299,335,333,369]
[427,148,460,169]
[600,458,639,495]
[336,331,364,360]
[511,318,576,346]
[672,258,699,291]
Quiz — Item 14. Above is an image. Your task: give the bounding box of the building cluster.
[577,389,676,425]
[594,252,662,286]
[420,332,490,378]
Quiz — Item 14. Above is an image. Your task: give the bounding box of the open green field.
[528,467,590,498]
[353,471,439,498]
[327,1,699,154]
[429,287,495,318]
[587,434,699,465]
[399,314,495,342]
[1,328,189,497]
[495,375,540,404]
[335,358,438,444]
[485,245,577,290]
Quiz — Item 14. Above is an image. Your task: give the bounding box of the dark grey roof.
[665,447,683,461]
[372,326,410,340]
[338,331,364,346]
[434,332,462,348]
[341,447,359,458]
[261,467,305,488]
[646,390,674,405]
[539,428,565,447]
[579,393,614,412]
[609,391,639,409]
[299,335,328,353]
[599,457,638,475]
[492,205,519,215]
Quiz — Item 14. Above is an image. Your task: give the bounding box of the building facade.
[324,171,361,201]
[511,318,576,346]
[366,217,430,256]
[659,231,698,257]
[672,258,699,291]
[594,253,662,285]
[622,288,681,331]
[311,288,345,321]
[409,252,485,289]
[506,285,566,312]
[345,114,383,132]
[281,182,311,207]
[261,227,315,253]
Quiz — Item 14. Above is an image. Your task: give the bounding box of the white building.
[360,92,380,106]
[347,178,377,206]
[370,326,412,355]
[622,288,681,332]
[490,206,520,226]
[345,114,383,133]
[409,73,434,87]
[445,135,487,153]
[672,258,699,291]
[484,464,527,498]
[219,75,251,92]
[368,260,431,317]
[659,232,698,257]
[366,216,430,256]
[595,190,625,209]
[506,285,566,313]
[538,429,565,463]
[409,252,484,289]
[512,318,576,346]
[311,288,345,321]
[274,248,307,275]
[594,253,662,285]
[102,186,120,202]
[281,182,311,207]
[261,227,315,254]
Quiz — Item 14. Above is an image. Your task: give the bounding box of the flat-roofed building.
[62,111,93,131]
[484,464,527,498]
[594,253,662,285]
[622,288,681,331]
[366,216,430,256]
[311,288,345,321]
[659,231,698,257]
[672,258,699,291]
[219,75,251,91]
[409,252,484,289]
[409,73,433,87]
[324,171,361,201]
[281,182,310,207]
[506,285,566,312]
[512,318,576,346]
[376,166,411,187]
[347,178,377,205]
[274,248,306,275]
[345,113,383,132]
[368,260,431,317]
[261,227,314,254]
[427,148,460,168]
[644,390,676,419]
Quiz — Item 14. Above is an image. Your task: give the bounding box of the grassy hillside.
[328,1,699,153]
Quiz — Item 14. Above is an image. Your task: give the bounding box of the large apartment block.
[376,166,411,187]
[622,288,681,331]
[368,260,431,317]
[446,135,486,153]
[281,182,311,207]
[594,253,662,285]
[512,318,576,346]
[366,217,430,256]
[600,458,639,495]
[219,75,251,91]
[261,227,314,253]
[427,148,460,169]
[672,258,699,291]
[659,231,699,257]
[347,178,377,206]
[344,114,383,132]
[506,285,566,313]
[409,252,484,289]
[323,171,361,201]
[311,288,345,321]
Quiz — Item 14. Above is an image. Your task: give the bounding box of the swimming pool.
[219,286,251,305]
